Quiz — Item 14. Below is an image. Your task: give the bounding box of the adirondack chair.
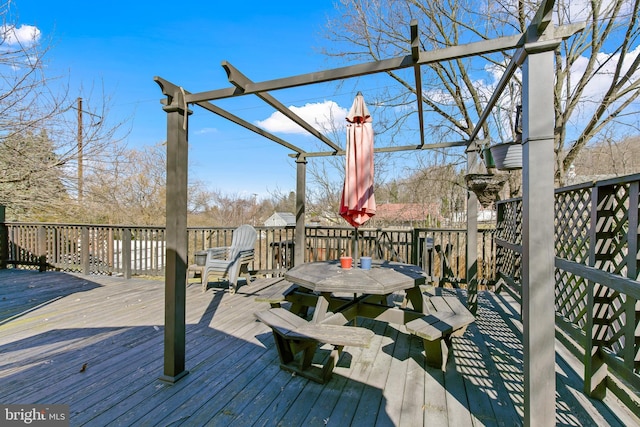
[201,224,257,294]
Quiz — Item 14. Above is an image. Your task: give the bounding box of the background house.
[264,212,296,227]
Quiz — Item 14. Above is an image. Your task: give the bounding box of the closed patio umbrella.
[340,92,376,229]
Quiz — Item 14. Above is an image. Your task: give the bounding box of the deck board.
[0,269,637,426]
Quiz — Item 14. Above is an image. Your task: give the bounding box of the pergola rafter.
[411,19,426,148]
[468,22,586,146]
[156,1,585,425]
[155,76,306,154]
[223,61,341,152]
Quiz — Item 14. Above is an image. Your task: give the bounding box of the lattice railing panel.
[496,245,521,281]
[555,187,591,263]
[496,199,522,245]
[496,175,640,383]
[594,184,630,278]
[592,284,627,355]
[495,199,522,284]
[555,268,588,328]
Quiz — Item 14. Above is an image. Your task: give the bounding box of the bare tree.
[322,0,640,187]
[0,2,129,220]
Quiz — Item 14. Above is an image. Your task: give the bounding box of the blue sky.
[14,1,639,200]
[15,0,366,198]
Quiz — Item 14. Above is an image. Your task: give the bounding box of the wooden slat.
[253,278,296,304]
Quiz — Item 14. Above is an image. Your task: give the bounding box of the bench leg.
[273,333,296,365]
[270,331,339,384]
[422,336,450,371]
[320,345,344,383]
[404,286,426,313]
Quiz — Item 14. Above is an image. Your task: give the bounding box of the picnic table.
[255,260,475,382]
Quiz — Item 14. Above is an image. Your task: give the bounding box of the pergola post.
[521,45,557,426]
[294,156,307,266]
[466,147,479,314]
[156,80,191,383]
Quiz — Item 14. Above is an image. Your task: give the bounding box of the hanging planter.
[488,104,524,170]
[465,173,508,208]
[481,146,496,169]
[489,141,522,170]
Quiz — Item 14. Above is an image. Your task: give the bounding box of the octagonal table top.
[284,260,426,295]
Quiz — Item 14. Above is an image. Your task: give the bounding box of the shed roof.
[264,212,296,226]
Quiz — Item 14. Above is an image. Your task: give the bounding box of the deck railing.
[495,173,640,412]
[0,215,496,286]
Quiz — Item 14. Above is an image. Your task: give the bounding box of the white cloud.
[570,45,640,100]
[256,100,348,135]
[2,24,41,47]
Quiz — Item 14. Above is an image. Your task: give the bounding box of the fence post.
[411,228,419,266]
[625,182,639,370]
[0,205,6,269]
[584,185,608,399]
[494,202,505,292]
[81,226,90,275]
[53,228,60,266]
[37,226,47,272]
[108,229,114,268]
[123,228,132,279]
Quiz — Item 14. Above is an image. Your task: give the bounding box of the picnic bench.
[255,307,374,383]
[405,292,475,370]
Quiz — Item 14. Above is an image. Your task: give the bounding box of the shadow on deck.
[0,269,636,426]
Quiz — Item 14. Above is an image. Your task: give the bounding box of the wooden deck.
[0,269,637,426]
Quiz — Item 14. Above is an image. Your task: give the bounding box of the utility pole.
[77,97,83,201]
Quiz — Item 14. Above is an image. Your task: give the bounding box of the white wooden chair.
[201,224,257,294]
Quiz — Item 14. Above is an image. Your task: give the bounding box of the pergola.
[154,1,584,425]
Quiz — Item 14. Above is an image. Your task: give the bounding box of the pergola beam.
[223,61,341,152]
[290,139,468,159]
[531,0,555,35]
[186,33,526,104]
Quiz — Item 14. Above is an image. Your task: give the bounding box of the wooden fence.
[495,173,640,412]
[0,216,495,287]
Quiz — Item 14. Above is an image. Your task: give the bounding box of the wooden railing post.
[123,228,132,279]
[81,226,90,275]
[411,228,419,265]
[0,205,6,269]
[624,182,639,372]
[108,229,114,268]
[53,228,60,266]
[584,185,609,399]
[37,226,47,272]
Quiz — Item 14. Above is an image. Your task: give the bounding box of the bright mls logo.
[1,405,69,426]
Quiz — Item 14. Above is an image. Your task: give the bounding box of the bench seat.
[405,295,475,370]
[254,279,298,308]
[256,307,374,383]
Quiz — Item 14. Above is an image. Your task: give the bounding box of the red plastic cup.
[340,256,353,269]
